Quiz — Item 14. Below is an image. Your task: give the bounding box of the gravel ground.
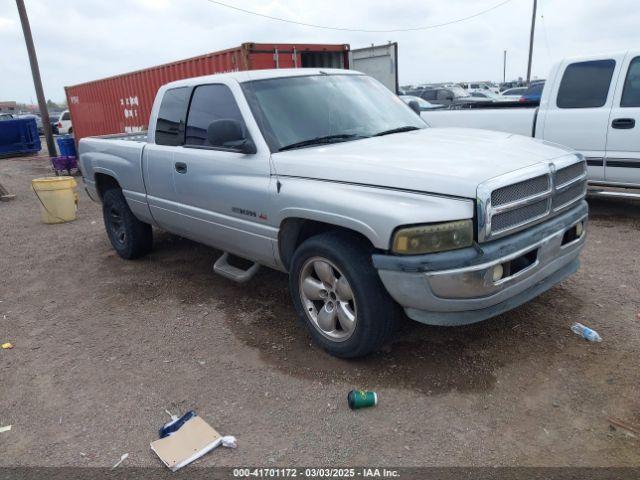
[0,155,639,468]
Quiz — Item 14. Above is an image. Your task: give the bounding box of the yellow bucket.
[31,176,78,224]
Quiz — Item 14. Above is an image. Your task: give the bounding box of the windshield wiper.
[374,126,420,137]
[279,134,367,151]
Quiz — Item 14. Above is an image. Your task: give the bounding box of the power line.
[204,0,517,33]
[538,0,553,61]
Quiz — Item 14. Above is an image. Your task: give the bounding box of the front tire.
[289,231,400,358]
[102,188,152,259]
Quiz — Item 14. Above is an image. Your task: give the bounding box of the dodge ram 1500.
[80,69,588,358]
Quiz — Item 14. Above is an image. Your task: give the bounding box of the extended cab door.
[605,53,640,186]
[168,82,276,266]
[143,86,190,231]
[538,56,621,182]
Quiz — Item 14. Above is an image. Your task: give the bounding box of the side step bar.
[213,252,260,283]
[588,188,640,200]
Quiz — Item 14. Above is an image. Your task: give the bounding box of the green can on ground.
[347,390,378,409]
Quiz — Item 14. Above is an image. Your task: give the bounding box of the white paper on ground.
[150,416,235,472]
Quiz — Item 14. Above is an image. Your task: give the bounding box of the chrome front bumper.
[373,201,588,326]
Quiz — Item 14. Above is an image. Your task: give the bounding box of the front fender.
[273,177,475,250]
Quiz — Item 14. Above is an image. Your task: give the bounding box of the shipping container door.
[349,43,398,93]
[248,47,297,69]
[299,50,347,69]
[248,45,347,70]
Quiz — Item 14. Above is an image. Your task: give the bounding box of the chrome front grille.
[478,156,587,241]
[555,162,586,187]
[491,198,549,232]
[552,180,587,211]
[491,174,550,206]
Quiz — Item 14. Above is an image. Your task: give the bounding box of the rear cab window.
[155,87,189,146]
[621,56,640,107]
[556,59,616,108]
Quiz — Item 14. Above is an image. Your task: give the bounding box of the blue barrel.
[56,135,77,157]
[0,117,41,157]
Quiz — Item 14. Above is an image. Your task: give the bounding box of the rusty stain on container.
[65,43,350,141]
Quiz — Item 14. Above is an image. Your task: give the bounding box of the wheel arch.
[278,217,379,272]
[94,173,121,200]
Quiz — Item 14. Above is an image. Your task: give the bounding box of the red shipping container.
[65,42,350,141]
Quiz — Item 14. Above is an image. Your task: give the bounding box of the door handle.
[611,118,635,129]
[174,162,187,174]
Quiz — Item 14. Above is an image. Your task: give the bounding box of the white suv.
[57,110,73,135]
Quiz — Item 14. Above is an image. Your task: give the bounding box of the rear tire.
[102,188,152,259]
[289,231,401,358]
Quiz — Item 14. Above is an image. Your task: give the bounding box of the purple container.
[51,155,78,175]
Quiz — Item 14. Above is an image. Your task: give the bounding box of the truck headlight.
[392,220,473,255]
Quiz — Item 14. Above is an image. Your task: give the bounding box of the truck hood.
[271,128,573,199]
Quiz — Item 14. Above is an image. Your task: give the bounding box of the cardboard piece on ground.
[150,416,222,471]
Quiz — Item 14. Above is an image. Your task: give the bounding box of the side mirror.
[408,100,421,115]
[207,119,256,154]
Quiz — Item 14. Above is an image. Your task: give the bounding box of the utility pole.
[16,0,56,157]
[503,50,507,83]
[526,0,537,85]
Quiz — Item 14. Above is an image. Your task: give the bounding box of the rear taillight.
[518,96,526,102]
[57,122,62,128]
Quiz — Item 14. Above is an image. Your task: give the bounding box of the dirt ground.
[0,155,639,468]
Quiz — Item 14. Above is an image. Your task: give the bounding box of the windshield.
[242,74,426,152]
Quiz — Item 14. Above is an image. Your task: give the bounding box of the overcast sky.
[1,0,636,104]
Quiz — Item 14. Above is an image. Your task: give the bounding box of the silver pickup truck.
[80,69,588,358]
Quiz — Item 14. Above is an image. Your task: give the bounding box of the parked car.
[422,51,640,192]
[49,114,60,135]
[518,82,545,103]
[0,113,14,121]
[461,82,500,94]
[79,68,587,358]
[57,110,73,135]
[500,87,527,98]
[469,91,514,102]
[399,95,444,110]
[499,81,524,91]
[416,86,486,106]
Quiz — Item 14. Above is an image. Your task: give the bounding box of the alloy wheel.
[299,257,357,342]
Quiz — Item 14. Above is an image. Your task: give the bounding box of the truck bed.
[79,135,148,215]
[421,107,537,137]
[87,132,148,142]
